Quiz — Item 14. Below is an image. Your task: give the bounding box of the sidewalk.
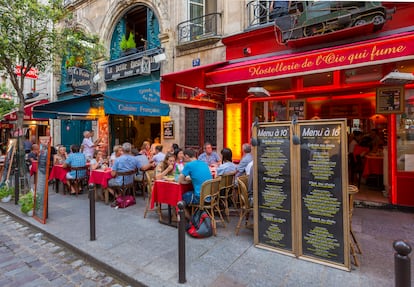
[0,188,413,287]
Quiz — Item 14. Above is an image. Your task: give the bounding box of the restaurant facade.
[161,2,414,206]
[33,1,171,154]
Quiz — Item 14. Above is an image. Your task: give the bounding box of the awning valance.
[160,62,226,109]
[205,32,414,88]
[3,99,49,121]
[32,95,99,119]
[104,81,170,116]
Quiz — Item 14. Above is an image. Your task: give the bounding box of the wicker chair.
[143,170,163,220]
[67,166,89,196]
[110,169,137,199]
[218,172,236,222]
[189,177,224,236]
[235,177,253,235]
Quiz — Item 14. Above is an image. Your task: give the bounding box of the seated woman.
[216,148,237,176]
[90,150,108,170]
[53,145,67,165]
[155,152,176,180]
[109,145,123,167]
[174,148,185,173]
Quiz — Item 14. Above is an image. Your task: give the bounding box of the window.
[397,89,414,172]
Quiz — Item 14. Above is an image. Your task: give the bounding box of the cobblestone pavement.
[0,210,131,287]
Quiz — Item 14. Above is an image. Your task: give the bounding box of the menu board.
[376,86,404,114]
[299,122,347,267]
[1,139,16,184]
[163,121,174,139]
[256,124,293,252]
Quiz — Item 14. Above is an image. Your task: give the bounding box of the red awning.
[205,32,414,88]
[3,99,49,121]
[160,62,226,109]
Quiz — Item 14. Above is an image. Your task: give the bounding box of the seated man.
[198,142,221,166]
[63,144,87,195]
[108,142,141,197]
[179,149,212,205]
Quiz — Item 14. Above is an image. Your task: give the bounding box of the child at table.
[155,152,176,180]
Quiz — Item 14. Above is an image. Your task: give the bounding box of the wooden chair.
[234,175,249,208]
[349,184,362,266]
[110,169,137,198]
[67,166,89,196]
[143,170,163,220]
[235,177,253,235]
[218,172,236,222]
[135,171,147,200]
[189,177,224,236]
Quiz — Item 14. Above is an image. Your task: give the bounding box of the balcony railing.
[246,0,276,28]
[177,13,222,46]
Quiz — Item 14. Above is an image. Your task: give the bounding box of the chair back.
[117,169,137,187]
[237,175,248,188]
[145,170,155,195]
[199,177,221,208]
[70,165,88,180]
[237,177,250,210]
[219,173,235,191]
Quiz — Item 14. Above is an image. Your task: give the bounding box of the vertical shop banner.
[298,120,349,269]
[254,124,294,254]
[254,119,349,271]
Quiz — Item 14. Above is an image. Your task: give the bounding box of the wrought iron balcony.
[246,0,276,28]
[177,13,222,49]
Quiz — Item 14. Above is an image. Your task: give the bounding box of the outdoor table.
[88,168,113,203]
[150,180,192,226]
[49,164,69,193]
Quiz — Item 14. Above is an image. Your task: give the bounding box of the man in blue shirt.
[63,144,87,194]
[179,149,212,205]
[198,142,221,166]
[108,142,140,195]
[236,143,253,178]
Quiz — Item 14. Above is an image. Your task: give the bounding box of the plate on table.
[164,176,175,182]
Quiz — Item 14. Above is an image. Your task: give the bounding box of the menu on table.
[256,124,293,252]
[299,122,346,265]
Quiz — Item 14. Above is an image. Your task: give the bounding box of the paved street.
[1,190,414,287]
[0,209,130,287]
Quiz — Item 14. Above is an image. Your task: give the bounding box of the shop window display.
[397,89,414,171]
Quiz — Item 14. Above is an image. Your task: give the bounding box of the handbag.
[114,195,136,208]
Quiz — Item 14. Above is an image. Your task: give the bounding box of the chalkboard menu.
[376,86,404,114]
[1,139,16,184]
[299,122,348,268]
[255,124,293,252]
[33,136,51,224]
[163,120,174,139]
[254,120,349,271]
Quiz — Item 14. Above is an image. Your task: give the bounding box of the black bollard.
[89,184,96,241]
[394,240,412,287]
[14,167,19,205]
[177,201,186,284]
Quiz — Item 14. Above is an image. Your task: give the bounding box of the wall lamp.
[248,86,270,97]
[380,71,414,85]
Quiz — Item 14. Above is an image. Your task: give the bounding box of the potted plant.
[18,191,34,216]
[0,185,14,203]
[120,32,137,56]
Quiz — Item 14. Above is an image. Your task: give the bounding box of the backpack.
[186,210,213,238]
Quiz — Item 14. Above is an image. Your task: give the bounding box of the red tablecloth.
[150,180,192,209]
[49,164,69,184]
[363,155,384,178]
[88,168,113,188]
[30,161,38,176]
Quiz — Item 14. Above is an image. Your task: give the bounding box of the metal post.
[394,240,411,287]
[177,200,186,284]
[14,167,19,204]
[89,184,96,241]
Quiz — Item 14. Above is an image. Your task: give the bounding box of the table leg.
[158,205,177,228]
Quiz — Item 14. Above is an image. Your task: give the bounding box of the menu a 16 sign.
[299,122,348,269]
[255,124,293,253]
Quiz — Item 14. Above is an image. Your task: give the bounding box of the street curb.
[0,205,147,287]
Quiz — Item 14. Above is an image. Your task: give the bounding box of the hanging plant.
[126,33,136,49]
[120,34,128,51]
